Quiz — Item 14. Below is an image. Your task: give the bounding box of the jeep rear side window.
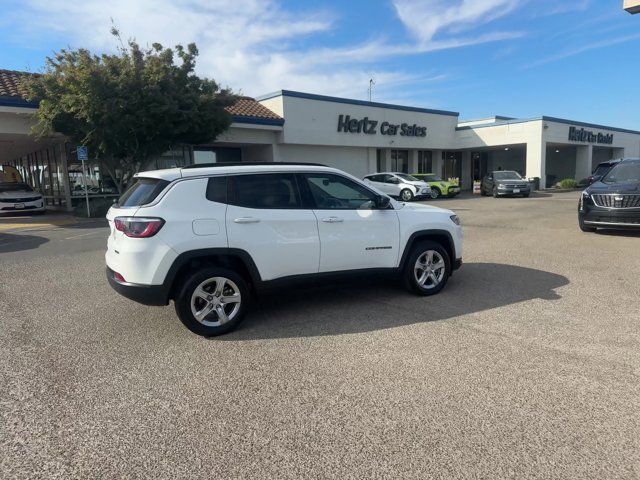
[118,178,169,207]
[228,173,302,209]
[206,176,228,204]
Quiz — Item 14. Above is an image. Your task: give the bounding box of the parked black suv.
[579,158,640,232]
[586,159,621,185]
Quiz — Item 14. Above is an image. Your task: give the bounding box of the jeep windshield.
[601,160,640,184]
[494,171,522,180]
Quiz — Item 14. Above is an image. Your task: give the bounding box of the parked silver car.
[363,172,432,201]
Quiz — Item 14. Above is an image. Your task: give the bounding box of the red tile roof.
[225,96,282,121]
[0,69,282,123]
[0,69,32,98]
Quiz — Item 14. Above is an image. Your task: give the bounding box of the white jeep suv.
[106,163,463,336]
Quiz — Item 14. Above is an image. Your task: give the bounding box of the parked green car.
[411,173,461,198]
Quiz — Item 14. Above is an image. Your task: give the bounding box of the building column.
[526,141,547,188]
[58,142,73,212]
[367,147,377,173]
[382,148,391,171]
[575,145,593,181]
[460,151,472,190]
[409,150,419,174]
[271,143,280,162]
[432,149,443,176]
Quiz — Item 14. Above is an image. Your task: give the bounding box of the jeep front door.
[301,172,400,272]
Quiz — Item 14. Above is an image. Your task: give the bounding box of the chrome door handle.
[321,217,344,223]
[234,217,260,224]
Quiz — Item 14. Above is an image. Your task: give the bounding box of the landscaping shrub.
[73,197,117,218]
[558,178,578,189]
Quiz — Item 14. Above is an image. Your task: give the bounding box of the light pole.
[368,78,375,102]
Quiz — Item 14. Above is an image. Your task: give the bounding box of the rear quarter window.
[118,178,170,207]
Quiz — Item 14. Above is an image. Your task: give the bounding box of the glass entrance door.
[442,151,462,181]
[472,152,488,181]
[390,150,409,173]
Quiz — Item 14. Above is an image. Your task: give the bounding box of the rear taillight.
[113,272,126,283]
[114,217,165,238]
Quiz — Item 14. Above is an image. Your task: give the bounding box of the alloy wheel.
[414,250,446,289]
[401,189,413,201]
[190,277,242,326]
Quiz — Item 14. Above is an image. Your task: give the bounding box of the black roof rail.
[182,162,327,169]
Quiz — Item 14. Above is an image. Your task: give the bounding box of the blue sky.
[1,0,639,129]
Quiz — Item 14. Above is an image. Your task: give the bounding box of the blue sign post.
[77,146,90,217]
[77,146,88,161]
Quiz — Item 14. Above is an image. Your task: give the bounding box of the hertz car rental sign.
[337,114,427,137]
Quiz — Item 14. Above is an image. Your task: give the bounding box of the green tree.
[23,29,236,193]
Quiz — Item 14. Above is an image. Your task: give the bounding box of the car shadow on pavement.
[0,232,49,253]
[222,263,569,340]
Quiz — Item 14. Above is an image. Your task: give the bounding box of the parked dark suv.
[579,158,640,232]
[586,159,621,185]
[481,170,531,198]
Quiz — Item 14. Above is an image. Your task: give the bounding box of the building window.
[376,149,384,172]
[390,149,409,173]
[442,151,462,182]
[417,151,433,174]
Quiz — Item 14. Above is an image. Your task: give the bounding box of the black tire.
[174,267,250,337]
[403,241,451,296]
[430,188,440,199]
[480,186,487,196]
[400,188,414,202]
[579,215,596,232]
[493,187,499,198]
[522,193,530,198]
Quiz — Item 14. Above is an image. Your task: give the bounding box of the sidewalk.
[0,213,106,233]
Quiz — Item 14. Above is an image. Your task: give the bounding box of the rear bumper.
[106,267,169,306]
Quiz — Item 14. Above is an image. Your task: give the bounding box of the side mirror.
[376,196,392,209]
[589,175,602,185]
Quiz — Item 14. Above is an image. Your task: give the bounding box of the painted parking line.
[0,217,78,232]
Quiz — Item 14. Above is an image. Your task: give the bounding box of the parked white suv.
[363,172,432,201]
[106,163,463,336]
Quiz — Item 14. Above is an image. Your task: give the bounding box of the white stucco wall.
[543,120,640,159]
[276,144,374,179]
[214,124,280,145]
[260,93,459,151]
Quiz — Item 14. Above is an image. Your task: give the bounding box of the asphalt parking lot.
[1,192,639,479]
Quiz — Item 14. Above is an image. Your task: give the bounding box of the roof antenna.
[368,77,376,102]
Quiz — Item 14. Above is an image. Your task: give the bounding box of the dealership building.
[2,69,640,209]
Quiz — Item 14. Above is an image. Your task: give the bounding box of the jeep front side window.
[303,173,377,210]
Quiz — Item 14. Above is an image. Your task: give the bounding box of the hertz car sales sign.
[337,114,427,137]
[568,126,613,145]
